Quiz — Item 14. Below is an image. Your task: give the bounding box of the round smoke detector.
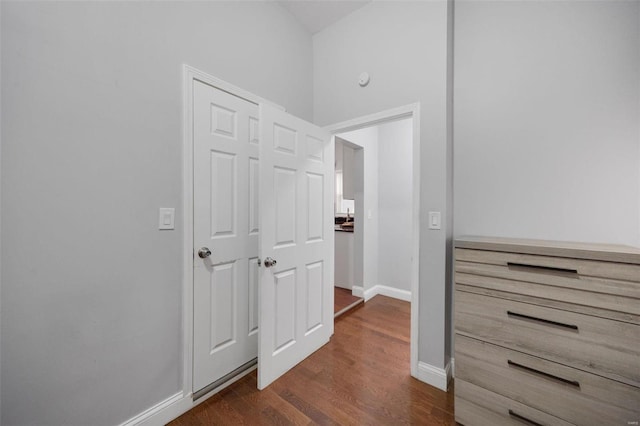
[358,72,370,87]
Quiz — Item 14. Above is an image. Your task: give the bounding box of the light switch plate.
[159,208,175,230]
[428,211,441,230]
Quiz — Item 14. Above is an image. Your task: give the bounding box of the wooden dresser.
[454,236,640,426]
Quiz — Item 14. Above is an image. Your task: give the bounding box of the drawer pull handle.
[507,311,579,331]
[508,409,545,426]
[508,360,581,388]
[507,262,578,276]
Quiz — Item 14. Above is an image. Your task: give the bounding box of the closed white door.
[258,103,334,389]
[192,80,260,392]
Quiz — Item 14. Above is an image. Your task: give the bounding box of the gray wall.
[454,0,640,247]
[378,118,413,292]
[314,0,453,369]
[0,2,312,425]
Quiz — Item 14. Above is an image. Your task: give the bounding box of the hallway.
[170,296,455,425]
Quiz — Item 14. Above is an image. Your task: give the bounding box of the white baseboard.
[416,360,451,392]
[351,285,411,302]
[351,285,364,299]
[120,365,256,426]
[363,286,377,301]
[374,285,411,302]
[118,391,186,426]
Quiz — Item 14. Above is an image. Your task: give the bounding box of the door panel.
[306,172,324,242]
[258,103,334,389]
[305,261,324,331]
[209,151,236,238]
[274,167,297,246]
[209,261,236,353]
[193,80,258,392]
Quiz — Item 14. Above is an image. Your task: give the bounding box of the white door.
[192,80,260,392]
[257,103,334,389]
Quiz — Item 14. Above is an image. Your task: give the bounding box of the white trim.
[374,285,411,302]
[181,64,195,403]
[351,285,376,301]
[451,357,455,377]
[351,285,364,299]
[417,361,451,392]
[410,106,421,379]
[363,286,377,301]
[324,104,416,134]
[325,103,421,381]
[118,392,184,426]
[183,65,285,110]
[120,365,257,426]
[353,284,412,302]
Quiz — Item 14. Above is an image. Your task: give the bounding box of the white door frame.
[324,103,421,379]
[181,65,284,400]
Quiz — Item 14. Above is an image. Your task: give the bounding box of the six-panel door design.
[257,104,334,390]
[192,78,334,393]
[192,81,260,392]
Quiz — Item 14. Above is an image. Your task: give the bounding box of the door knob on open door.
[263,257,277,268]
[198,247,212,259]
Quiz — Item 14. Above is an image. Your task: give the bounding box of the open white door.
[258,103,334,389]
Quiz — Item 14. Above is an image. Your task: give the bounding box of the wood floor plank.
[169,295,455,425]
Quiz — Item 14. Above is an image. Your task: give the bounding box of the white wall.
[0,2,312,425]
[314,0,453,370]
[454,0,640,247]
[377,118,413,292]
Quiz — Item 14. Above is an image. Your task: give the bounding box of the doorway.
[332,117,414,304]
[325,105,421,376]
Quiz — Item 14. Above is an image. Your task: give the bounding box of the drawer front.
[455,248,640,285]
[455,271,640,317]
[455,249,640,313]
[455,290,640,387]
[455,379,573,426]
[456,335,640,425]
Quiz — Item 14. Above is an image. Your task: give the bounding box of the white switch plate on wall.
[159,208,175,230]
[428,211,441,230]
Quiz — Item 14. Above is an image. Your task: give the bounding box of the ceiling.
[277,1,371,34]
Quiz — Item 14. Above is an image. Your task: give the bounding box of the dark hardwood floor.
[334,287,363,317]
[170,296,455,425]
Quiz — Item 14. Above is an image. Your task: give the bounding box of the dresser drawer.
[455,379,573,426]
[456,248,640,284]
[455,248,640,316]
[455,290,640,386]
[456,334,640,425]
